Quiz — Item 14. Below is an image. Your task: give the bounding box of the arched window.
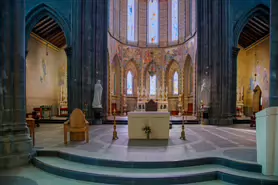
[127,71,133,95]
[148,0,159,44]
[171,0,179,41]
[127,0,135,42]
[173,71,178,95]
[150,75,156,95]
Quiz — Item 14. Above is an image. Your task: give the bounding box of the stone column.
[256,0,278,177]
[197,0,232,125]
[0,0,32,168]
[269,1,278,106]
[231,47,240,117]
[65,47,73,115]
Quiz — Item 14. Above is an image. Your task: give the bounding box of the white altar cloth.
[128,111,170,139]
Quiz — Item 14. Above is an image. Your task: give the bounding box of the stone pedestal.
[256,107,278,176]
[92,108,103,125]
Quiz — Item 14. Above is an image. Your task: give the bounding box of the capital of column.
[65,46,72,57]
[232,47,240,57]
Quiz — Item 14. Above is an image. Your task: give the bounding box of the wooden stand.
[70,132,85,141]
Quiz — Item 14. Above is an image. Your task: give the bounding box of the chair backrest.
[70,108,85,128]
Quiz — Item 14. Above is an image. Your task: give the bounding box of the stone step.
[36,150,261,172]
[33,156,278,185]
[102,120,199,124]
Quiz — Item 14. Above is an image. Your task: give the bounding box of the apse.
[108,0,197,116]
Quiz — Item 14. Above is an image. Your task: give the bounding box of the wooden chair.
[64,108,89,144]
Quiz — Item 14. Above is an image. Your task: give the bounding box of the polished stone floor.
[34,124,257,163]
[0,165,233,185]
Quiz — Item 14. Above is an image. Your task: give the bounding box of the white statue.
[201,78,210,92]
[92,80,103,108]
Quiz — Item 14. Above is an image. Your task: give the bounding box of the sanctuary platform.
[26,124,278,185]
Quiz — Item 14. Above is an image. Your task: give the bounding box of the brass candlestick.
[180,110,186,140]
[112,109,118,140]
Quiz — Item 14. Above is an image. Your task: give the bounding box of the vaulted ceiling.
[31,16,66,48]
[238,13,269,49]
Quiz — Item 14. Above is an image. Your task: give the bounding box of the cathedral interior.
[1,0,278,184]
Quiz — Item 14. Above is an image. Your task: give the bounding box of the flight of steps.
[32,150,278,185]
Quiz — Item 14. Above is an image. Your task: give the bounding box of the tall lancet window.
[148,0,159,44]
[171,0,179,41]
[127,0,135,42]
[127,71,133,95]
[173,71,179,95]
[150,75,157,95]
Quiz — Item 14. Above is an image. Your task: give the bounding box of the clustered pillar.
[197,0,232,125]
[269,0,278,105]
[0,0,32,168]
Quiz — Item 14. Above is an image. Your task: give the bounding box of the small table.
[26,118,35,146]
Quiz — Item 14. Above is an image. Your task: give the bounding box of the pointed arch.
[124,60,139,96]
[25,3,71,49]
[144,61,161,96]
[253,85,262,113]
[233,4,269,46]
[165,59,180,95]
[111,55,121,95]
[183,54,194,112]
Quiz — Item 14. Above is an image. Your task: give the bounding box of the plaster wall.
[26,37,67,113]
[237,37,270,113]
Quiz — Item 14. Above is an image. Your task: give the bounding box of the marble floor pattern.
[34,124,257,163]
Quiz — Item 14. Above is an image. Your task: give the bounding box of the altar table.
[128,112,170,139]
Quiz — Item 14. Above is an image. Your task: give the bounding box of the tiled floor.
[34,124,257,163]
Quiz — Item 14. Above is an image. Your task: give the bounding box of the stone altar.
[128,112,170,139]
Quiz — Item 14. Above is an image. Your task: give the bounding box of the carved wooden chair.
[64,108,89,144]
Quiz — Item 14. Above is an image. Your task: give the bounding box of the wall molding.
[30,32,60,52]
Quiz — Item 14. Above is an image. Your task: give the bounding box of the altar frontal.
[128,111,170,140]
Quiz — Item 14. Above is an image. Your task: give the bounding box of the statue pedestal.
[92,107,103,125]
[256,107,278,176]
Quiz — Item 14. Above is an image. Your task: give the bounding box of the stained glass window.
[172,0,179,41]
[150,75,156,95]
[173,72,178,95]
[148,0,159,44]
[127,71,133,95]
[127,0,135,42]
